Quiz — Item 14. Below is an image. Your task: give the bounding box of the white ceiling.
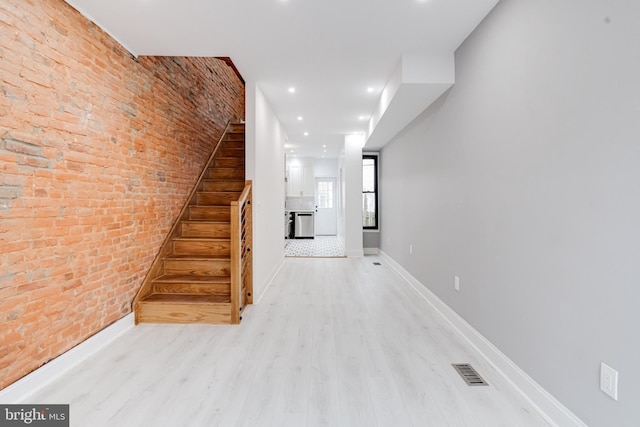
[64,0,499,158]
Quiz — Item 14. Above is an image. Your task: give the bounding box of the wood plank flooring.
[28,256,550,427]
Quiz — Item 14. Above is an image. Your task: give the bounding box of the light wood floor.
[30,256,550,427]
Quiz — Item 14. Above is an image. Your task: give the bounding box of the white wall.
[341,135,364,257]
[312,158,339,179]
[337,153,346,247]
[245,83,285,300]
[380,1,640,425]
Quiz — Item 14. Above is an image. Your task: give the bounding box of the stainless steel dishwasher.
[294,212,314,238]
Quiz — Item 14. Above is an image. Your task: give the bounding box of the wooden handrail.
[132,121,233,312]
[230,180,253,324]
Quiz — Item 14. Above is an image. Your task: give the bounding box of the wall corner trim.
[377,250,588,427]
[0,313,135,403]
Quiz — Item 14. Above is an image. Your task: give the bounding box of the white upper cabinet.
[287,163,302,196]
[286,159,314,197]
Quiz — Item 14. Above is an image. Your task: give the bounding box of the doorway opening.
[285,177,344,257]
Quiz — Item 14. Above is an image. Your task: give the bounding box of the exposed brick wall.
[0,0,245,389]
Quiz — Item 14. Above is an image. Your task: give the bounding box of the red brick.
[0,0,244,389]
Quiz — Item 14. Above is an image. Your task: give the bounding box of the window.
[363,155,378,229]
[317,180,334,209]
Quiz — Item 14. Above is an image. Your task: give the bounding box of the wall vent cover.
[452,364,489,386]
[373,262,381,266]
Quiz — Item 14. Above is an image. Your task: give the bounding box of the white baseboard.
[345,249,364,257]
[0,313,134,404]
[255,257,285,304]
[378,250,587,427]
[363,247,379,255]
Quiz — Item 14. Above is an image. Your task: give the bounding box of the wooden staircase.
[133,123,252,324]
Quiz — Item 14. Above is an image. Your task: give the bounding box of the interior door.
[315,177,337,235]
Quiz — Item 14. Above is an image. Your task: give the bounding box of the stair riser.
[181,223,230,238]
[136,302,231,324]
[201,181,245,192]
[164,259,230,276]
[188,206,230,221]
[152,282,230,296]
[206,169,245,180]
[223,133,244,142]
[217,148,244,158]
[197,192,241,205]
[173,240,231,256]
[213,158,244,168]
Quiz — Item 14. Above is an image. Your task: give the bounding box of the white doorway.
[315,177,337,235]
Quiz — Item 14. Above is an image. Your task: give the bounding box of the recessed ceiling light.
[297,116,303,121]
[322,144,326,148]
[290,150,294,153]
[367,87,374,93]
[359,115,369,121]
[288,87,296,93]
[304,132,309,136]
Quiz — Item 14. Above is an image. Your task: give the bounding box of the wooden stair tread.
[173,237,230,242]
[201,181,244,187]
[141,293,231,304]
[196,192,242,201]
[200,185,244,193]
[188,205,232,209]
[180,220,231,238]
[165,254,230,260]
[187,205,232,210]
[182,219,230,224]
[187,206,231,221]
[197,191,242,194]
[153,274,231,283]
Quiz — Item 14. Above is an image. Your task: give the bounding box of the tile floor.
[284,236,345,257]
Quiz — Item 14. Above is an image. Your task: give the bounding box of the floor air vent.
[452,364,489,386]
[373,262,381,266]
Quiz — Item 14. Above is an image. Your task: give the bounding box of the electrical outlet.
[600,362,619,400]
[409,244,413,255]
[454,276,460,292]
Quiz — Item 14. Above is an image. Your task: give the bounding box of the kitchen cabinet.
[302,163,315,196]
[287,159,315,197]
[287,164,302,196]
